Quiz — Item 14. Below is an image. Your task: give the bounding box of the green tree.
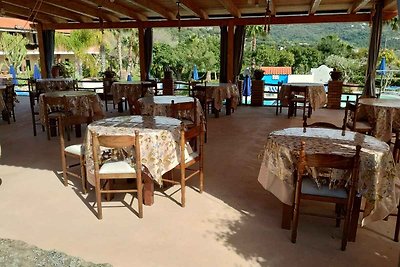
[0,32,28,70]
[317,35,354,58]
[288,45,323,74]
[246,25,266,69]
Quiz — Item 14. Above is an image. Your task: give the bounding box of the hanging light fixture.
[176,1,181,31]
[264,0,272,34]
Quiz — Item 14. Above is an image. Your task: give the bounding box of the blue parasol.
[127,74,132,81]
[193,64,199,80]
[377,57,386,75]
[243,75,252,96]
[33,64,41,80]
[9,65,17,85]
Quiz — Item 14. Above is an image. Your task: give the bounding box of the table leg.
[118,101,124,113]
[348,196,361,242]
[226,98,232,115]
[50,118,57,137]
[281,203,293,230]
[75,124,82,138]
[143,173,154,206]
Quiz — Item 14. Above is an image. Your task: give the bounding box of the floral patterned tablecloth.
[36,78,74,92]
[39,91,104,124]
[358,98,400,142]
[202,83,240,111]
[280,83,327,110]
[257,127,399,226]
[111,81,153,104]
[85,116,184,186]
[0,86,6,114]
[138,95,204,125]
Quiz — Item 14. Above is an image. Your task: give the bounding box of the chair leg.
[95,180,103,219]
[80,156,87,194]
[181,167,186,207]
[291,198,300,243]
[335,204,343,227]
[395,204,400,242]
[61,153,68,187]
[137,177,143,218]
[105,97,108,112]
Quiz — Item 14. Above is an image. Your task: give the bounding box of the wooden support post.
[36,23,48,78]
[138,27,146,81]
[227,22,234,83]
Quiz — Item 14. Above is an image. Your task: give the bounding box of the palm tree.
[246,25,266,69]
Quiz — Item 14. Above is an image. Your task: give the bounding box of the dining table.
[111,81,154,113]
[138,95,204,124]
[358,98,400,142]
[257,127,399,240]
[280,83,327,111]
[39,90,104,137]
[196,83,239,117]
[36,78,75,92]
[85,115,188,205]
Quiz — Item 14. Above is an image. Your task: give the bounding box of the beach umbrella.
[377,57,386,75]
[9,65,17,85]
[243,75,251,96]
[33,64,41,80]
[193,64,199,80]
[127,74,132,81]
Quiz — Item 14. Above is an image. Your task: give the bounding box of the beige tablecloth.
[359,98,400,142]
[258,127,399,226]
[280,83,327,110]
[202,83,240,111]
[39,91,104,124]
[111,81,151,104]
[36,78,74,92]
[0,86,6,114]
[85,116,185,186]
[138,95,204,125]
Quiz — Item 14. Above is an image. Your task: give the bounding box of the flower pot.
[164,71,173,80]
[253,70,264,80]
[51,65,61,78]
[329,70,342,81]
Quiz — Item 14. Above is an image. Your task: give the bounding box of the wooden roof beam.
[383,0,397,11]
[0,2,67,23]
[6,0,92,23]
[44,0,120,22]
[348,0,371,14]
[128,0,176,20]
[42,13,373,30]
[218,0,241,18]
[87,0,147,21]
[179,0,208,19]
[310,0,322,14]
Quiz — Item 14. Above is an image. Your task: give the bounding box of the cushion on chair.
[185,152,199,163]
[99,161,137,175]
[182,119,195,127]
[301,178,348,199]
[65,144,84,155]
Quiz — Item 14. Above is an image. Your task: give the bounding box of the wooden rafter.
[127,0,176,20]
[310,0,322,14]
[44,0,120,22]
[383,0,397,11]
[6,0,92,23]
[218,0,241,18]
[0,2,67,23]
[85,0,147,21]
[42,13,374,30]
[179,0,208,19]
[348,0,371,14]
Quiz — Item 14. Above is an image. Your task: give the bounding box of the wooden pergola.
[0,0,398,89]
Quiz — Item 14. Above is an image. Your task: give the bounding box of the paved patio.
[0,97,399,266]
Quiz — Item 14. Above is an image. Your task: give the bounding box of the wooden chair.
[162,121,204,207]
[142,80,158,95]
[274,82,284,115]
[303,116,342,130]
[342,96,372,134]
[389,131,400,242]
[28,79,45,136]
[92,131,143,219]
[191,84,213,116]
[102,78,116,111]
[288,86,312,119]
[42,95,69,140]
[59,117,87,194]
[291,141,361,251]
[2,84,16,123]
[171,98,198,129]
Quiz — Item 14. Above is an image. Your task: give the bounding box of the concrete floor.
[0,97,399,267]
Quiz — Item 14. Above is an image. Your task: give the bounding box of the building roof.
[0,1,397,30]
[261,67,292,75]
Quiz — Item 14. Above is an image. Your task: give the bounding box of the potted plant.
[101,68,117,79]
[329,68,342,81]
[253,68,265,80]
[163,66,173,80]
[51,63,62,78]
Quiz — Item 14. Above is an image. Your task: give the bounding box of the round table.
[257,127,399,226]
[36,78,75,92]
[138,95,203,124]
[359,98,400,142]
[280,83,327,110]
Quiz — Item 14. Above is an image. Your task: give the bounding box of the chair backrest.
[103,78,114,95]
[297,141,361,195]
[3,84,15,109]
[141,80,158,96]
[91,132,142,177]
[342,95,359,131]
[179,121,204,165]
[42,95,69,120]
[290,85,307,98]
[171,98,198,126]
